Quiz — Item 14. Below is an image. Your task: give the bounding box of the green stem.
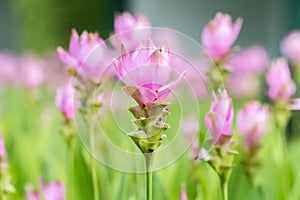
[145,154,153,200]
[220,177,228,200]
[90,118,99,200]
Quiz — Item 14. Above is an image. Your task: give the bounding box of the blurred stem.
[220,175,228,200]
[145,154,153,200]
[90,118,99,200]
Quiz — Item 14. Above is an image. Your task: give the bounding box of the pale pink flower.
[237,101,269,148]
[26,191,40,200]
[201,13,243,61]
[227,73,260,98]
[181,184,188,200]
[0,133,6,157]
[205,90,234,144]
[41,180,65,200]
[20,53,45,89]
[57,29,109,80]
[280,31,300,64]
[0,51,18,85]
[229,46,269,74]
[110,12,151,51]
[55,81,78,120]
[114,42,184,105]
[289,98,300,110]
[266,58,296,101]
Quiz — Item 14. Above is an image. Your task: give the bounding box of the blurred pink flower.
[55,81,78,120]
[181,184,188,200]
[0,51,18,86]
[20,53,45,89]
[237,101,269,148]
[114,42,184,105]
[26,180,65,200]
[41,180,65,200]
[201,13,243,61]
[229,46,269,74]
[110,12,151,51]
[57,29,109,80]
[0,133,6,157]
[205,90,234,144]
[266,58,296,101]
[289,98,300,110]
[227,73,260,98]
[26,191,40,200]
[280,31,300,64]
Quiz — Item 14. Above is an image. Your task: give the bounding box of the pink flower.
[26,180,65,200]
[57,29,109,80]
[114,42,184,105]
[266,58,296,101]
[55,81,78,120]
[41,180,65,200]
[289,98,300,110]
[205,90,234,144]
[201,13,243,61]
[0,133,6,157]
[20,53,45,89]
[0,51,18,86]
[110,12,151,51]
[229,46,269,74]
[227,73,260,98]
[237,101,269,148]
[280,31,300,64]
[181,184,188,200]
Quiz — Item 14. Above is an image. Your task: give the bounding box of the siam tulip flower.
[205,90,234,144]
[201,13,243,61]
[57,29,109,80]
[0,51,18,86]
[110,12,151,51]
[26,179,65,200]
[20,53,45,89]
[181,184,188,200]
[280,31,300,65]
[114,41,184,106]
[237,101,269,148]
[55,81,78,120]
[229,45,269,74]
[266,58,296,102]
[227,73,260,98]
[0,133,6,157]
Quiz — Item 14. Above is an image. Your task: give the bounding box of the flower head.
[181,184,188,200]
[115,41,183,106]
[280,31,300,64]
[55,81,78,120]
[57,29,109,80]
[266,58,296,102]
[237,101,269,148]
[201,13,243,61]
[111,12,151,51]
[205,90,234,144]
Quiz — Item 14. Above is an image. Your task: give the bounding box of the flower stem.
[220,177,228,200]
[145,154,153,200]
[90,118,99,200]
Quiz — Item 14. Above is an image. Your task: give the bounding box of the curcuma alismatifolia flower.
[237,101,269,149]
[281,31,300,65]
[55,81,78,120]
[201,13,243,61]
[57,28,109,80]
[110,12,151,51]
[205,90,234,144]
[114,41,184,153]
[114,41,184,107]
[26,179,65,200]
[266,58,296,102]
